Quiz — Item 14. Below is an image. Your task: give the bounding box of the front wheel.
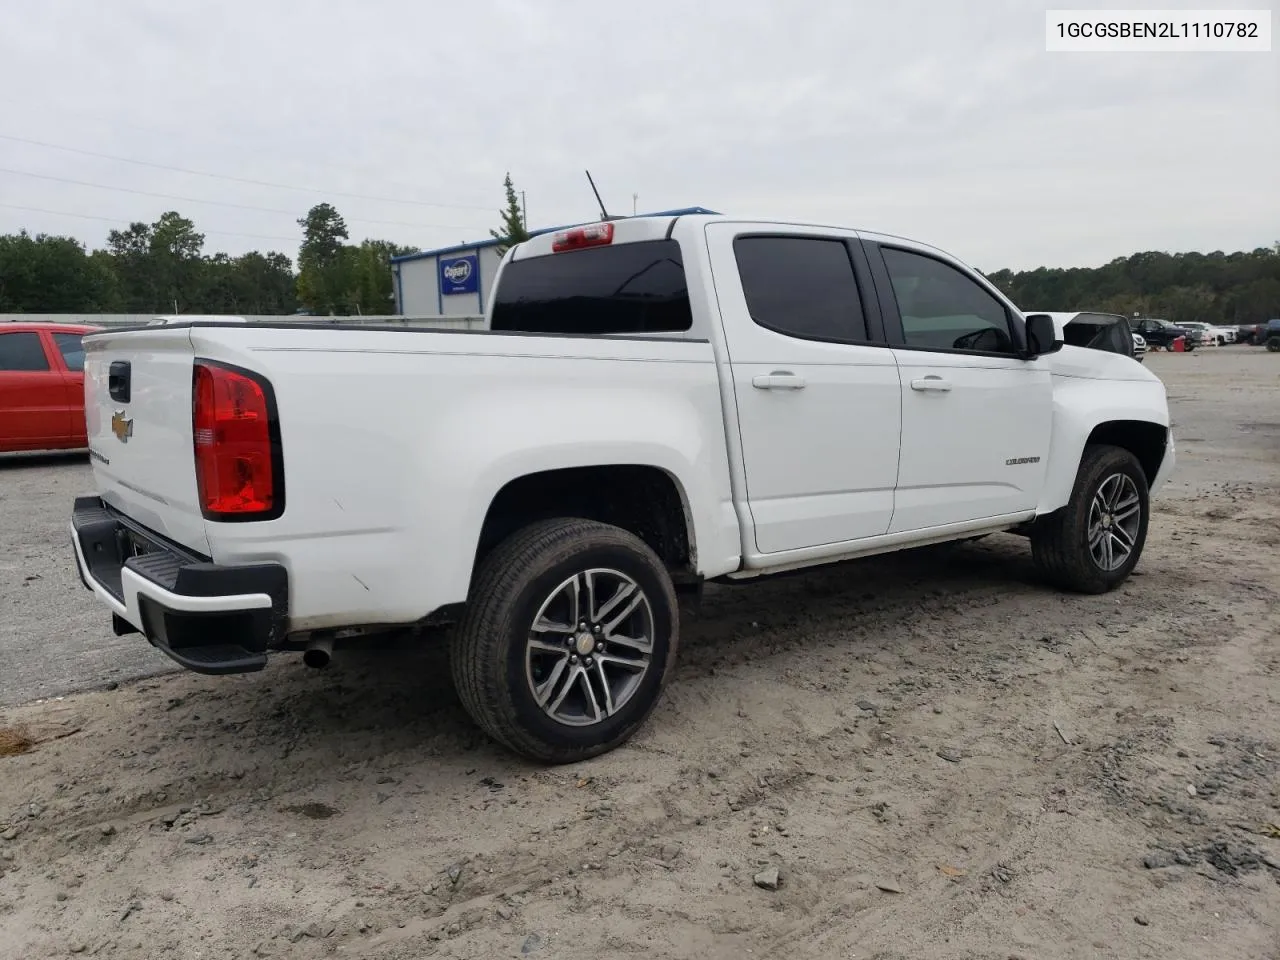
[1030,445,1150,594]
[450,518,679,763]
[1267,336,1280,353]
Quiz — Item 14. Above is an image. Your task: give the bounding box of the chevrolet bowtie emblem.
[111,411,133,443]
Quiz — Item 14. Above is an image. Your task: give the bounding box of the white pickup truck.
[71,214,1174,762]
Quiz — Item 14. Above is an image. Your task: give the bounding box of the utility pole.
[632,193,638,216]
[521,191,527,230]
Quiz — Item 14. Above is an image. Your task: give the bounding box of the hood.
[1046,344,1160,382]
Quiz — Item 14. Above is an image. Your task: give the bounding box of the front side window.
[881,247,1016,354]
[732,236,869,342]
[0,332,50,371]
[53,332,86,372]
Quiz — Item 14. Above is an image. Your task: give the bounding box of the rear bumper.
[70,496,288,675]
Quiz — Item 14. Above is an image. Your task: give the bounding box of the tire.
[450,518,679,763]
[1030,444,1150,594]
[1267,336,1280,353]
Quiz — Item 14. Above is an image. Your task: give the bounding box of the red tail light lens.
[193,360,283,521]
[551,222,614,252]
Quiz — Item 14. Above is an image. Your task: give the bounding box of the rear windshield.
[490,239,692,335]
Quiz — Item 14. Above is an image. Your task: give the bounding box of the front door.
[0,330,70,450]
[705,224,903,555]
[864,240,1053,534]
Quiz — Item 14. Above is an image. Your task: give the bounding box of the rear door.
[83,327,211,554]
[705,223,902,555]
[0,329,70,450]
[862,239,1052,534]
[50,330,90,445]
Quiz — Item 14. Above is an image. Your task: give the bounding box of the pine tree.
[490,174,529,255]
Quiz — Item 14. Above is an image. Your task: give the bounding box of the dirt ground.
[1,349,1278,960]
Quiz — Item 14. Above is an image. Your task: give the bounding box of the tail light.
[192,360,284,521]
[552,222,614,252]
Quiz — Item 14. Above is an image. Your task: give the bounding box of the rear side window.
[733,236,869,342]
[491,239,692,334]
[53,332,86,372]
[0,332,50,371]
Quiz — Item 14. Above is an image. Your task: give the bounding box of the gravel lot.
[1,348,1277,959]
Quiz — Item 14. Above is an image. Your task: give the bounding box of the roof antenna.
[585,169,620,221]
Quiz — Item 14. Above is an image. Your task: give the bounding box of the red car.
[0,323,101,453]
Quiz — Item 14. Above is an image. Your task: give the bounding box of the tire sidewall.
[1075,450,1150,588]
[496,538,677,754]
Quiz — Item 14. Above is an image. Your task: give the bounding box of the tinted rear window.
[490,239,692,334]
[733,236,869,342]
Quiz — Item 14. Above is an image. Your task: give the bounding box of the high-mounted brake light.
[192,360,283,521]
[551,221,614,252]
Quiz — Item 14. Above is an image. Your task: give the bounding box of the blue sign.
[439,254,479,296]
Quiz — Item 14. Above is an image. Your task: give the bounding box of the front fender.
[1037,372,1171,515]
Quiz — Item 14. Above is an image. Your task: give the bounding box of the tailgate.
[83,327,210,555]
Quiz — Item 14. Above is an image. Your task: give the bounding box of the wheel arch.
[1037,407,1170,516]
[470,464,698,590]
[1084,420,1169,487]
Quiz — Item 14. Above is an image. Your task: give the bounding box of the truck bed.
[82,321,738,634]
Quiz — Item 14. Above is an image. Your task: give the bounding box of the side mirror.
[1024,313,1063,358]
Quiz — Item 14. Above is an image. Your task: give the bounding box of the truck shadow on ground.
[0,450,89,469]
[10,527,1199,849]
[130,535,1052,774]
[307,534,1042,711]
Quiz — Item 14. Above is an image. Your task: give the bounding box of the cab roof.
[0,321,102,333]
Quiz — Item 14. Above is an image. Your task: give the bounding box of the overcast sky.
[0,0,1275,271]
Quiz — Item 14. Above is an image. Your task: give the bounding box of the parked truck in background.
[1132,318,1199,350]
[70,214,1174,762]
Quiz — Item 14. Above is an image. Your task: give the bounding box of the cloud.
[0,0,1274,270]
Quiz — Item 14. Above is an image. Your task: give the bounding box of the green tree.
[0,231,120,312]
[989,246,1280,325]
[489,173,529,256]
[198,250,297,315]
[296,203,351,314]
[348,239,418,314]
[105,221,157,311]
[232,251,298,314]
[149,212,205,312]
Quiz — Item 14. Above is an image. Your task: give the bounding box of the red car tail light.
[192,360,283,521]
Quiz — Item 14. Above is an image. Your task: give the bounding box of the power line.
[0,96,477,200]
[0,201,301,244]
[0,165,488,231]
[0,132,496,212]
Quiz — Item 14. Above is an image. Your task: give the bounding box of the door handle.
[752,372,807,390]
[910,376,952,393]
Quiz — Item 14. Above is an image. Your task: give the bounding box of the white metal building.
[389,207,718,318]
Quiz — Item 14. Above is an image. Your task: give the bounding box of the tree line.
[985,244,1280,326]
[1,191,1276,324]
[0,203,419,317]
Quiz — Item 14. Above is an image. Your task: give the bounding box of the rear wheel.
[1267,336,1280,353]
[1030,445,1150,594]
[450,518,679,763]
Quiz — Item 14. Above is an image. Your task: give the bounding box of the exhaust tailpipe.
[303,635,334,669]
